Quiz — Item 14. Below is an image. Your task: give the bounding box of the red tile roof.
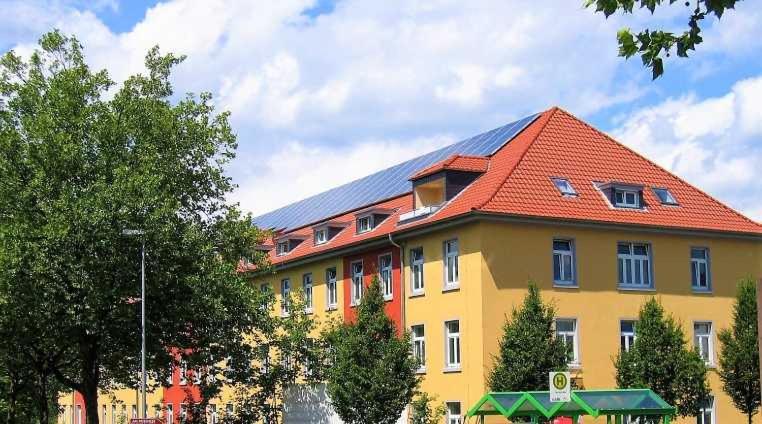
[409,154,490,180]
[249,107,762,269]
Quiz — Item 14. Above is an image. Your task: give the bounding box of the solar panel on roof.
[252,112,540,231]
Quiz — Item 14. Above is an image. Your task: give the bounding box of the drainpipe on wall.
[388,233,405,330]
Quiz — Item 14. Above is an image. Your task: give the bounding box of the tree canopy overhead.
[586,0,743,79]
[0,30,270,423]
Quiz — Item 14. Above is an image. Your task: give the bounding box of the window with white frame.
[351,261,363,305]
[131,405,136,419]
[617,242,652,288]
[179,360,188,385]
[552,177,577,196]
[180,404,187,423]
[614,189,640,208]
[691,248,710,291]
[314,228,328,245]
[281,278,291,315]
[165,404,173,424]
[696,395,715,424]
[620,320,636,352]
[444,239,459,288]
[111,405,116,424]
[326,267,338,309]
[77,405,83,424]
[260,283,270,310]
[208,404,217,424]
[446,402,462,424]
[276,241,290,256]
[410,247,424,294]
[445,320,461,369]
[552,239,575,285]
[411,324,425,371]
[225,404,233,417]
[357,215,372,233]
[694,322,713,365]
[556,318,579,365]
[303,273,313,312]
[379,253,393,300]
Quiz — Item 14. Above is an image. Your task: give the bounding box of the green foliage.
[324,277,420,424]
[488,282,569,391]
[586,0,743,78]
[410,392,447,424]
[614,298,710,418]
[718,277,760,423]
[0,30,270,423]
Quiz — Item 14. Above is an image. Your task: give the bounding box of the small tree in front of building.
[615,298,710,419]
[324,277,420,424]
[410,392,447,424]
[488,281,569,391]
[718,277,760,424]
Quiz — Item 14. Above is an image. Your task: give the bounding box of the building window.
[446,402,462,424]
[379,253,393,300]
[411,324,426,371]
[691,248,710,291]
[326,267,338,309]
[653,187,678,205]
[410,247,424,294]
[552,239,575,285]
[617,242,652,288]
[208,404,217,424]
[77,405,83,424]
[351,261,363,305]
[225,404,233,417]
[694,322,713,365]
[276,241,289,256]
[696,395,714,424]
[444,239,459,288]
[620,320,636,352]
[552,177,577,196]
[314,228,328,245]
[165,404,173,424]
[281,278,290,315]
[357,215,372,233]
[179,360,188,385]
[131,405,136,419]
[445,320,461,370]
[302,273,313,312]
[556,318,579,365]
[180,404,187,423]
[614,189,640,208]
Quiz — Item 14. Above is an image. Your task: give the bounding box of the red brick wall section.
[342,246,403,333]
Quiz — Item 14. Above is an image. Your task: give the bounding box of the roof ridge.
[475,107,559,210]
[553,108,762,229]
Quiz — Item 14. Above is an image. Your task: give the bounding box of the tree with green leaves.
[410,392,446,424]
[615,298,710,419]
[586,0,742,79]
[488,282,569,391]
[0,31,272,423]
[718,277,760,424]
[324,277,419,424]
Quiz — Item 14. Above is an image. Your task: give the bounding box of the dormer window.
[357,215,373,233]
[314,228,328,245]
[275,235,307,256]
[653,188,678,205]
[312,221,349,245]
[277,241,290,256]
[551,177,577,196]
[614,189,640,208]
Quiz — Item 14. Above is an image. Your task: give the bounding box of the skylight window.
[653,188,678,205]
[551,178,577,196]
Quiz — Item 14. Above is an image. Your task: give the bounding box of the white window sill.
[281,312,290,317]
[443,366,462,373]
[409,291,425,298]
[305,308,313,314]
[567,363,582,370]
[326,305,338,311]
[442,285,460,293]
[415,367,427,375]
[691,288,713,294]
[553,282,578,289]
[617,285,655,292]
[383,295,393,302]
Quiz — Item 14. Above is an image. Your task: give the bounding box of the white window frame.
[556,318,579,366]
[620,320,636,352]
[357,215,373,233]
[111,404,116,424]
[444,320,461,371]
[350,260,363,306]
[165,404,173,424]
[314,228,328,245]
[617,242,653,289]
[302,273,313,313]
[552,239,576,286]
[446,401,462,424]
[551,177,577,196]
[131,405,136,419]
[208,404,217,424]
[379,253,393,300]
[694,321,714,366]
[225,404,233,417]
[179,360,188,385]
[276,240,289,256]
[691,247,711,291]
[180,404,187,423]
[696,395,715,424]
[326,267,338,310]
[410,247,424,295]
[280,278,291,316]
[411,324,426,372]
[614,189,640,208]
[443,239,460,289]
[77,405,83,424]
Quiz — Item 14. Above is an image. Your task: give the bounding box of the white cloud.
[612,76,762,222]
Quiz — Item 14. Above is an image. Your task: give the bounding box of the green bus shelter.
[466,389,676,423]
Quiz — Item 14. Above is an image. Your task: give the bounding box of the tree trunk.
[80,340,101,424]
[83,382,100,424]
[35,372,50,424]
[7,376,17,424]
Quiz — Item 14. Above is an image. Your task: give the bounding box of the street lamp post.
[122,229,146,419]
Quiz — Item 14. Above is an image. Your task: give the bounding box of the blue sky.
[2,0,761,221]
